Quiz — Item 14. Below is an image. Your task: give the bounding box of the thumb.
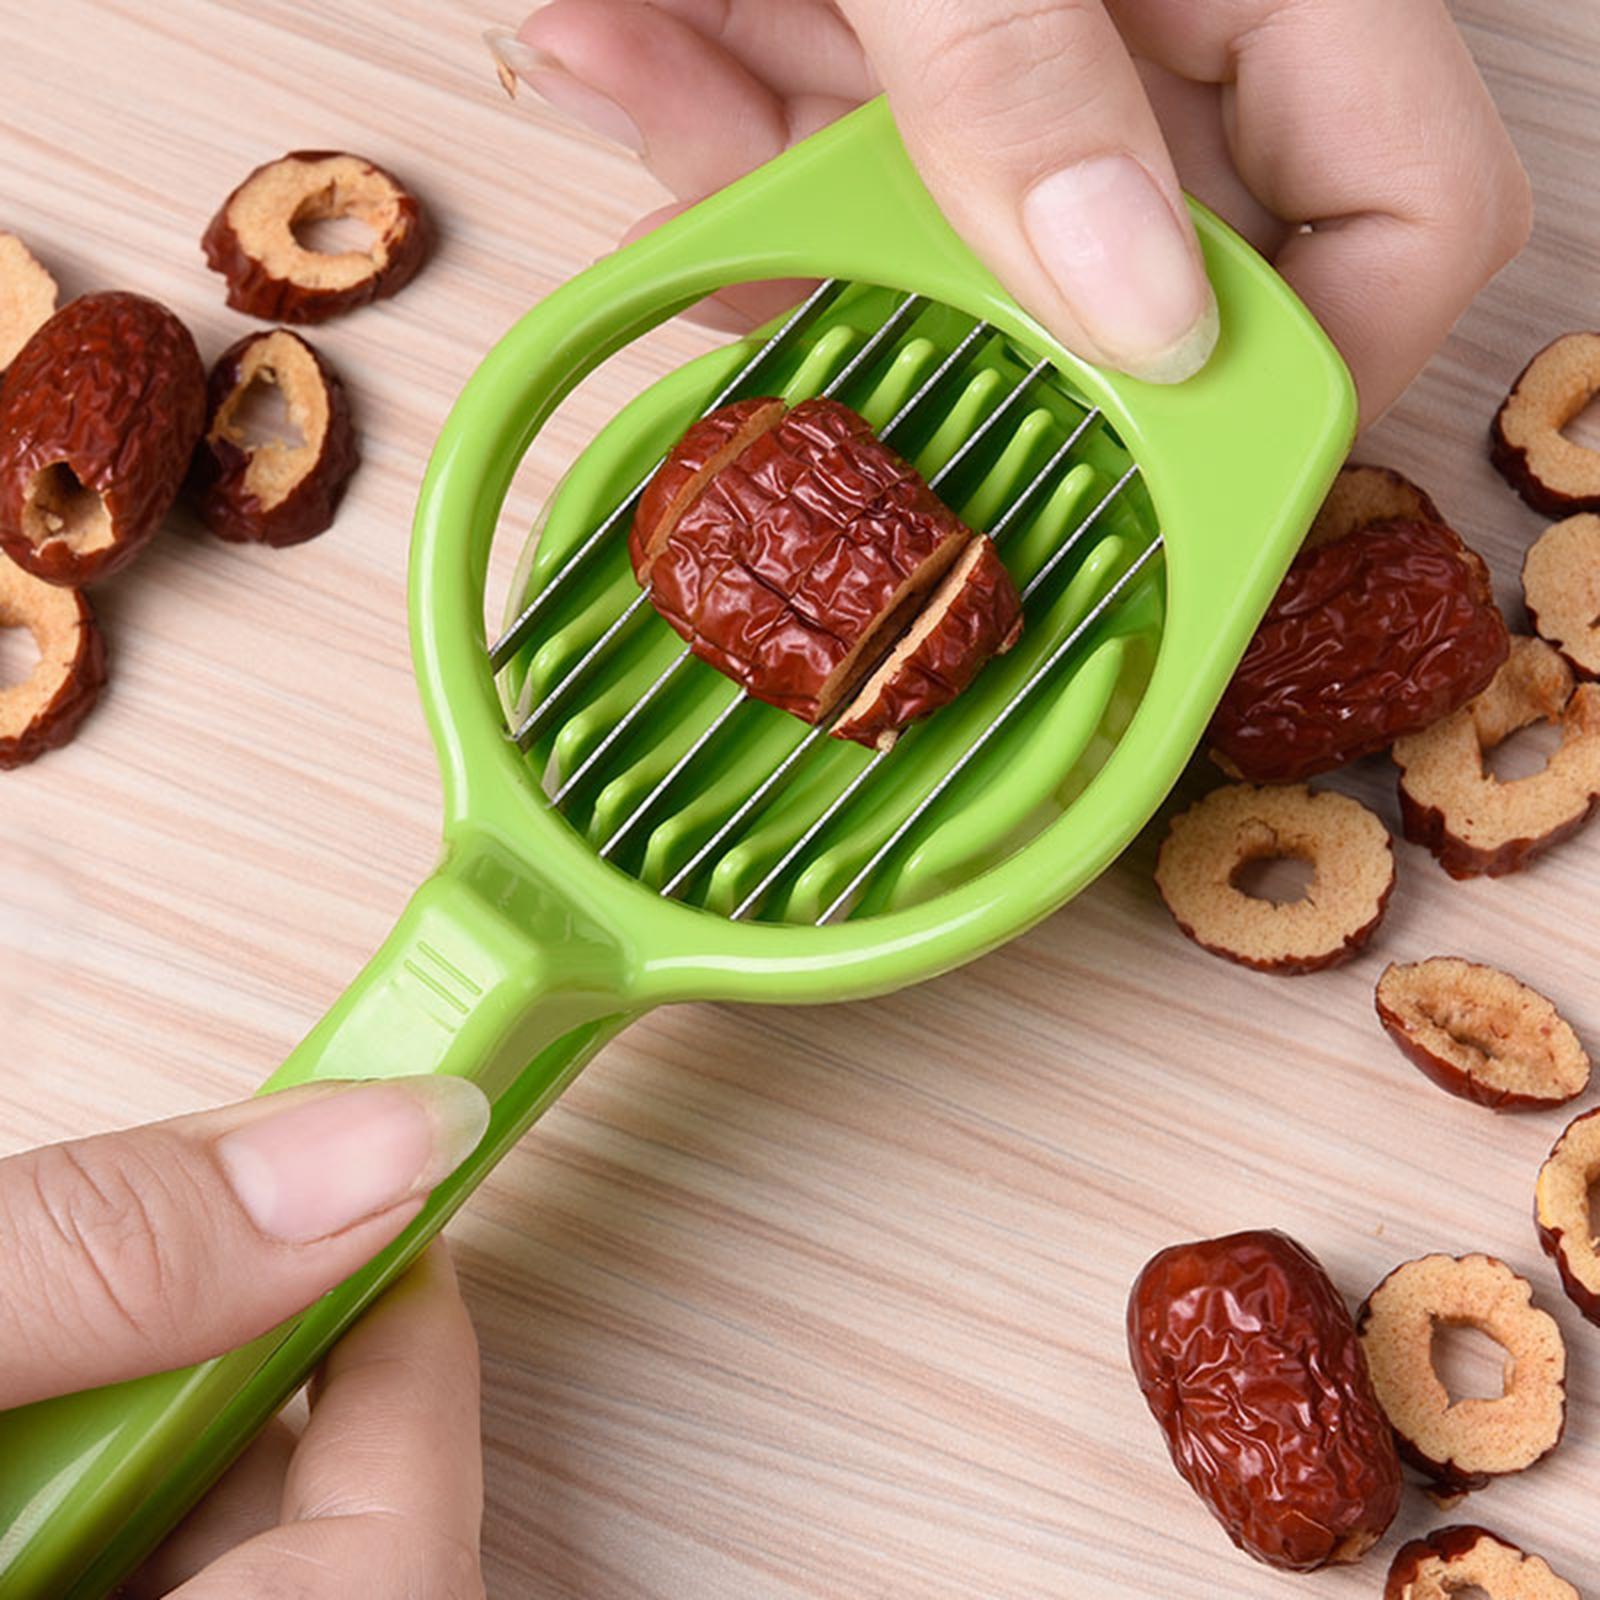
[0,1076,489,1407]
[841,0,1217,383]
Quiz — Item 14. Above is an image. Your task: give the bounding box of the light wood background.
[2,2,1599,1594]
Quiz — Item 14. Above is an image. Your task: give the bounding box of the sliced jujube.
[639,397,988,724]
[1394,636,1600,878]
[188,328,358,547]
[630,397,786,581]
[0,554,106,768]
[834,534,1022,749]
[1375,958,1588,1110]
[1385,1525,1578,1600]
[202,151,430,324]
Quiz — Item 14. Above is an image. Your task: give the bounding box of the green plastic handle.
[0,842,635,1599]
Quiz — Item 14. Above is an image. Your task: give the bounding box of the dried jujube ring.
[0,233,57,371]
[832,534,1022,750]
[0,554,105,768]
[1128,1229,1401,1572]
[1523,514,1600,676]
[1536,1108,1600,1327]
[1491,332,1600,515]
[1375,958,1589,1111]
[638,396,1021,727]
[1304,461,1444,552]
[0,292,205,586]
[1394,636,1600,878]
[1154,783,1395,973]
[1357,1254,1565,1497]
[1385,1525,1579,1600]
[203,151,430,324]
[1209,517,1508,784]
[188,329,358,547]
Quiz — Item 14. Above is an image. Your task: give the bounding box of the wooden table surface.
[4,2,1600,1594]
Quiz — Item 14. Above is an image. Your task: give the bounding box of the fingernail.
[483,24,644,154]
[1022,154,1217,384]
[217,1077,491,1245]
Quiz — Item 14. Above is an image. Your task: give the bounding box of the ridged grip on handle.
[0,842,635,1599]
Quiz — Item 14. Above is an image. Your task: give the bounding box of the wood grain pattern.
[2,2,1598,1593]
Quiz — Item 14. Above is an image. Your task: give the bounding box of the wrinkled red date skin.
[1209,518,1509,784]
[1127,1229,1401,1572]
[188,330,359,547]
[631,397,785,580]
[644,397,972,722]
[0,293,206,585]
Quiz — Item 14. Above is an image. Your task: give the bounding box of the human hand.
[0,1077,490,1597]
[488,0,1532,424]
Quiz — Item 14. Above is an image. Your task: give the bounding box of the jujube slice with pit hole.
[1522,513,1600,677]
[1357,1254,1565,1497]
[1127,1229,1401,1572]
[1375,958,1589,1111]
[1491,332,1600,516]
[0,233,57,373]
[1154,783,1394,973]
[188,329,358,547]
[1384,1524,1579,1600]
[202,151,430,324]
[1535,1107,1600,1328]
[1208,516,1508,784]
[0,292,205,586]
[644,397,970,721]
[1393,635,1600,878]
[0,553,105,768]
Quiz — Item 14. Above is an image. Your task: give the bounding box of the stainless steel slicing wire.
[494,287,1160,920]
